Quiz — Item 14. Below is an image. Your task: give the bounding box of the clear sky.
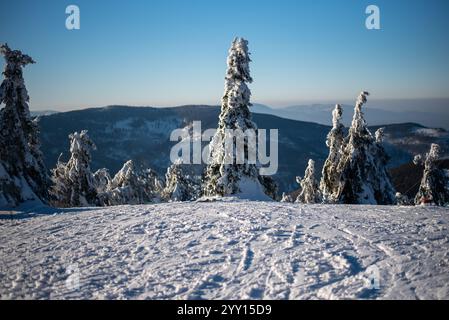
[1,0,449,111]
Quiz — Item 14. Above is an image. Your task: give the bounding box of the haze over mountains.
[252,99,449,130]
[36,105,449,193]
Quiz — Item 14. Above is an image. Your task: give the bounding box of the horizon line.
[27,97,449,112]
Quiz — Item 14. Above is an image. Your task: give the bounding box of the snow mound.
[0,202,448,299]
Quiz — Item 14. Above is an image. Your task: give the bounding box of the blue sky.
[1,0,449,110]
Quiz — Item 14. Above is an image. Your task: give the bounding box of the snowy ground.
[1,201,448,300]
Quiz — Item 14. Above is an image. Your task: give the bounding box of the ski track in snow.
[0,202,448,300]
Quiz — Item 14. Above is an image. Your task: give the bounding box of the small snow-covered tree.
[414,143,449,206]
[143,167,164,199]
[162,159,201,202]
[320,104,345,203]
[335,92,396,205]
[93,168,111,194]
[280,192,293,203]
[50,130,97,207]
[296,159,321,204]
[203,37,277,200]
[104,160,141,205]
[395,192,411,206]
[101,160,163,206]
[49,154,71,207]
[0,44,49,207]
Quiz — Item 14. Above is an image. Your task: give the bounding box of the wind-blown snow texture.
[1,201,448,299]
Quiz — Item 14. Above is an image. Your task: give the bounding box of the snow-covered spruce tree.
[335,92,396,205]
[144,167,164,198]
[49,154,70,207]
[203,38,277,199]
[102,160,141,205]
[296,159,321,204]
[320,104,345,203]
[101,160,163,206]
[414,143,449,206]
[372,127,396,204]
[280,192,293,203]
[395,192,411,206]
[0,44,49,207]
[50,131,97,207]
[93,168,111,194]
[162,159,201,202]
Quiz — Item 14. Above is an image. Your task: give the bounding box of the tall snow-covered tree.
[372,127,396,204]
[100,160,163,206]
[0,44,49,207]
[320,104,345,203]
[296,159,321,204]
[414,143,449,206]
[50,130,97,207]
[335,92,396,205]
[203,37,277,200]
[162,159,201,202]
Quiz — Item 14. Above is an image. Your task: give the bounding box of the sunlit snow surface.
[1,201,448,299]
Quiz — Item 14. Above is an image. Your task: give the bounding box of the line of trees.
[1,42,448,208]
[286,92,397,205]
[49,132,164,207]
[284,92,449,206]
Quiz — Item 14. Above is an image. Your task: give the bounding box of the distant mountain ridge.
[36,105,449,192]
[252,103,449,130]
[30,110,59,117]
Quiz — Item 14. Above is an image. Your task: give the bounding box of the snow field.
[1,201,448,300]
